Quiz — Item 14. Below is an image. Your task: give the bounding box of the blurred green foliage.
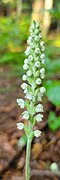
[48,111,60,131]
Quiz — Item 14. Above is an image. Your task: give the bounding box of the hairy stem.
[26,137,31,180]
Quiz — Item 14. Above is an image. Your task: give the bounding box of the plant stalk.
[26,137,31,180]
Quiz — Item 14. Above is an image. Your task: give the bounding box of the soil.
[0,65,60,180]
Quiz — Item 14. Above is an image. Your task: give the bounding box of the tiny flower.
[23,64,28,70]
[25,47,30,56]
[36,78,41,85]
[40,73,45,79]
[22,111,29,120]
[31,33,34,37]
[35,61,40,67]
[34,130,41,137]
[37,92,42,101]
[35,29,39,34]
[24,88,28,94]
[35,48,40,54]
[27,36,32,44]
[24,59,28,64]
[40,68,45,74]
[42,46,45,51]
[40,87,46,93]
[39,33,42,38]
[25,93,32,100]
[35,114,43,122]
[16,98,25,109]
[35,36,39,41]
[40,41,44,46]
[21,83,27,90]
[36,104,44,112]
[26,70,32,77]
[22,74,27,81]
[28,55,33,61]
[40,53,45,59]
[41,59,45,64]
[50,163,59,172]
[17,122,24,130]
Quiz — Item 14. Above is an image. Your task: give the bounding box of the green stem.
[26,137,31,180]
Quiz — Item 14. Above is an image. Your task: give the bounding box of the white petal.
[21,83,27,90]
[35,114,43,122]
[28,55,33,61]
[16,98,25,108]
[35,48,40,54]
[36,78,41,85]
[17,122,24,130]
[40,54,45,59]
[26,70,32,77]
[40,87,46,93]
[40,68,45,74]
[22,111,29,120]
[22,74,27,81]
[24,59,28,64]
[23,64,28,70]
[34,130,41,137]
[36,104,44,112]
[35,61,40,67]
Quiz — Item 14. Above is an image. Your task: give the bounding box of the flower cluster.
[17,21,46,138]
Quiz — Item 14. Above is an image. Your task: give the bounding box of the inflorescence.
[17,21,46,138]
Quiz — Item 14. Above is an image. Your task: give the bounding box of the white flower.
[37,92,43,101]
[34,130,41,137]
[39,33,42,38]
[35,114,43,122]
[21,83,27,90]
[16,98,25,108]
[40,68,45,74]
[35,61,40,67]
[40,73,45,79]
[22,111,29,120]
[24,88,28,94]
[35,29,39,34]
[31,33,34,37]
[22,74,27,81]
[42,46,45,51]
[40,87,46,93]
[35,48,40,54]
[27,36,32,44]
[40,53,45,59]
[35,36,39,41]
[31,23,35,30]
[28,55,33,61]
[23,64,28,70]
[41,59,45,64]
[26,70,32,77]
[24,59,28,64]
[17,122,24,130]
[36,104,44,112]
[25,47,30,56]
[40,41,44,46]
[50,163,59,172]
[36,78,41,85]
[30,43,34,48]
[25,93,32,100]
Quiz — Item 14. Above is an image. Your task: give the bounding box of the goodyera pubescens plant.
[17,21,46,180]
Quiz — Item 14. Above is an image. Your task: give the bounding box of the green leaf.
[45,80,60,106]
[48,111,60,131]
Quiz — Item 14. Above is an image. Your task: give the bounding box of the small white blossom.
[35,29,39,34]
[35,61,40,67]
[36,104,44,112]
[36,78,41,85]
[25,47,30,56]
[24,59,28,64]
[28,55,33,61]
[17,98,25,108]
[27,36,32,44]
[41,59,45,64]
[21,83,27,90]
[35,36,39,41]
[25,93,32,100]
[26,70,32,77]
[37,92,43,101]
[40,53,45,59]
[39,33,42,38]
[23,64,28,70]
[31,33,34,37]
[22,74,27,81]
[40,68,45,74]
[22,111,29,120]
[34,130,41,137]
[40,41,44,46]
[24,88,28,94]
[35,114,43,122]
[50,163,59,172]
[35,48,40,54]
[17,122,24,130]
[40,87,46,93]
[42,46,45,51]
[40,73,45,79]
